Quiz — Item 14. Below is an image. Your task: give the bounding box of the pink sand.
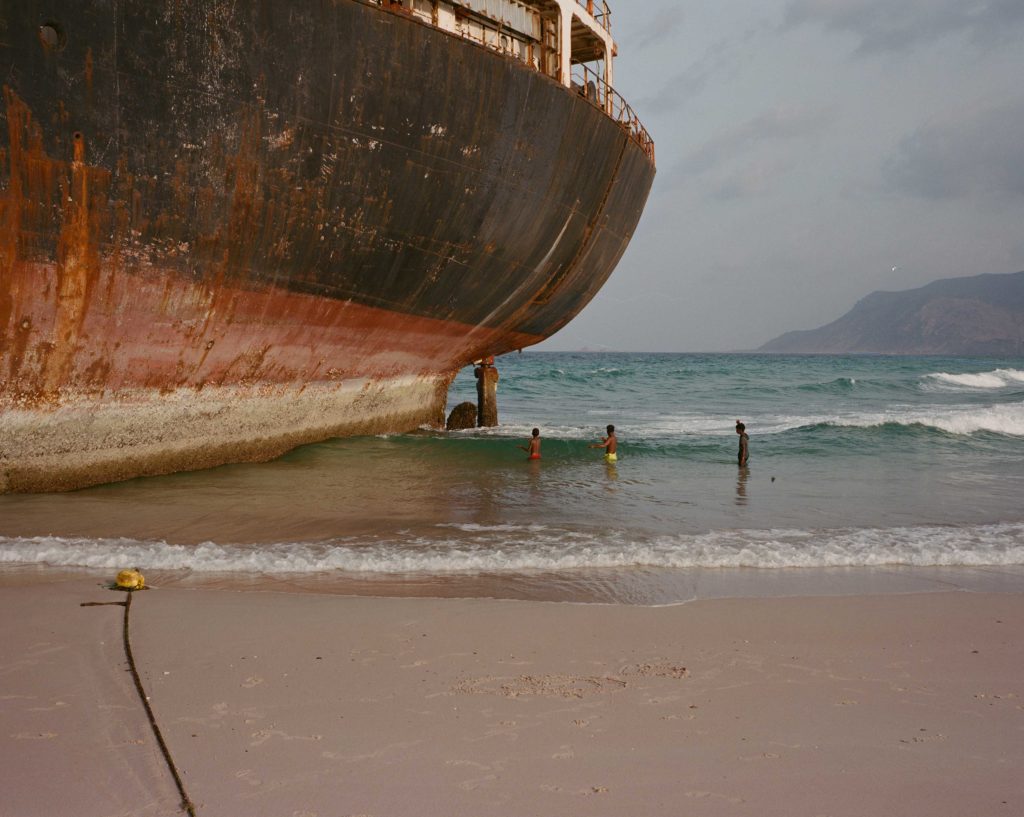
[1,576,1021,816]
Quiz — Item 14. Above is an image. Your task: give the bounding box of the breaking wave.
[811,403,1024,437]
[924,369,1024,390]
[2,522,1023,574]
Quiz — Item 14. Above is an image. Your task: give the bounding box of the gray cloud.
[660,105,832,194]
[634,22,766,114]
[630,7,684,51]
[885,100,1024,200]
[636,62,713,113]
[707,156,795,201]
[634,37,731,114]
[784,0,1024,53]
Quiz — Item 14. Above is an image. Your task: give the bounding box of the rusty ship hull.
[0,0,655,492]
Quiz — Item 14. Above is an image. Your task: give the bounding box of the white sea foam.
[631,405,1024,438]
[700,403,1024,437]
[823,403,1024,436]
[924,369,1024,390]
[437,522,551,532]
[470,422,596,439]
[2,523,1022,574]
[467,402,1024,440]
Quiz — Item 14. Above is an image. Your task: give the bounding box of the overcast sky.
[537,0,1024,352]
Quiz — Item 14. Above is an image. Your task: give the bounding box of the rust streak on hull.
[42,131,105,397]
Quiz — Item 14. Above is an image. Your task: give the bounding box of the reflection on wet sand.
[736,466,749,505]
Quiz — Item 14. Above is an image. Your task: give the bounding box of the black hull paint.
[3,0,654,353]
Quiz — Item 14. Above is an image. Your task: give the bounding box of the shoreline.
[1,574,1021,816]
[3,562,1024,605]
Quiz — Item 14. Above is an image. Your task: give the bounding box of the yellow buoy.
[115,568,146,590]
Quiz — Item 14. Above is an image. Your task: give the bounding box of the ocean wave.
[533,366,628,382]
[2,523,1022,574]
[446,423,609,441]
[438,402,1024,446]
[923,369,1024,390]
[623,404,1024,439]
[815,403,1024,437]
[797,376,858,393]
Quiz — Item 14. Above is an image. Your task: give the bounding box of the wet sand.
[1,573,1022,816]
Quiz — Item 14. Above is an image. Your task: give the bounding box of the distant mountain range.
[760,271,1024,356]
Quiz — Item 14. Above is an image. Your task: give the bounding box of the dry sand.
[1,575,1022,816]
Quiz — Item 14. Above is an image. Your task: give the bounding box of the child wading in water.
[590,424,617,462]
[519,428,542,460]
[736,420,749,466]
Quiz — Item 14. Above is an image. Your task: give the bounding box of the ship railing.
[367,0,538,64]
[571,62,654,162]
[362,0,654,163]
[576,1,611,33]
[447,7,536,64]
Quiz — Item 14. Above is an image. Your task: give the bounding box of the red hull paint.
[0,259,541,493]
[2,260,541,400]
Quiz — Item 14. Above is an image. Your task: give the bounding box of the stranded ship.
[0,0,655,492]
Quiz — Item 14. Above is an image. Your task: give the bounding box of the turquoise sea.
[2,353,1024,602]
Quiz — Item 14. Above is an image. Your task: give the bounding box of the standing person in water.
[519,428,541,460]
[590,424,617,462]
[736,420,749,466]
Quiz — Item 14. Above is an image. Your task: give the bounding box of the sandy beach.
[1,573,1021,817]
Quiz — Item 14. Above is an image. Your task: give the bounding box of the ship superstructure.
[389,0,653,160]
[0,0,655,492]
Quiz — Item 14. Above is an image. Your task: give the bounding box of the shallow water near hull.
[2,352,1023,603]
